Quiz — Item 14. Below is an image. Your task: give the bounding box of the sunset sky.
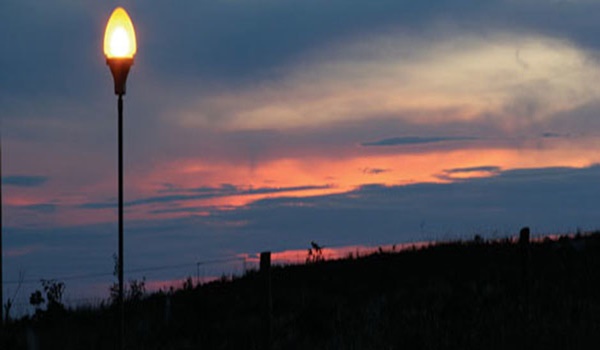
[3,0,600,306]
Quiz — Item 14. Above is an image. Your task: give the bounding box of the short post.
[26,327,38,350]
[519,227,530,246]
[163,295,171,325]
[519,226,530,286]
[519,226,531,344]
[260,252,272,350]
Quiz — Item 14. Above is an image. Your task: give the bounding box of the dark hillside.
[3,233,600,349]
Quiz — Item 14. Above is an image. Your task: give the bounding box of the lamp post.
[104,7,136,349]
[0,128,3,328]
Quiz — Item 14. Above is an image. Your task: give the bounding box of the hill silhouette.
[2,231,600,349]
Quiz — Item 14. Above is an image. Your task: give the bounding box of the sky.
[3,0,600,309]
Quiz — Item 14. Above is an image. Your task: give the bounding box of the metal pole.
[196,262,200,286]
[118,94,125,350]
[0,130,3,328]
[106,54,132,350]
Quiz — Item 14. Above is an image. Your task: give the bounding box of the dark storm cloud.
[362,136,478,147]
[2,175,49,187]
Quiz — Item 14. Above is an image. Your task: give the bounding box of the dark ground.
[2,232,600,349]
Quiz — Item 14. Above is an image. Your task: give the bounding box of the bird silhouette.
[310,241,322,253]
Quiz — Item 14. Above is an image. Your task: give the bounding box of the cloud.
[4,2,600,230]
[2,176,49,187]
[80,184,332,209]
[211,165,600,249]
[435,166,502,181]
[170,31,600,138]
[21,204,57,214]
[445,166,502,174]
[362,168,390,175]
[6,164,600,306]
[361,136,477,147]
[7,0,600,306]
[4,245,42,258]
[148,207,210,215]
[112,0,600,86]
[541,132,569,138]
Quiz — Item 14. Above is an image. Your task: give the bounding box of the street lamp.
[0,129,3,328]
[104,6,136,349]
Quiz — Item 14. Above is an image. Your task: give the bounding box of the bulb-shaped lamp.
[104,7,136,95]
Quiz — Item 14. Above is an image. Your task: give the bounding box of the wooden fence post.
[26,327,38,350]
[519,226,530,290]
[260,252,272,350]
[519,226,531,346]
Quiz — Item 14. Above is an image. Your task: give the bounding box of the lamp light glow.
[104,7,137,59]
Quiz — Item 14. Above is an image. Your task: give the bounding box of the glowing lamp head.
[104,7,137,59]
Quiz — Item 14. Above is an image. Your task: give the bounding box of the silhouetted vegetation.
[307,241,324,263]
[3,232,600,349]
[27,279,65,317]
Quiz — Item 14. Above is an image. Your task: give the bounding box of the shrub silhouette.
[29,290,44,315]
[109,278,147,304]
[28,279,66,319]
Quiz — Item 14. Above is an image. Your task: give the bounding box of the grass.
[3,232,600,349]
